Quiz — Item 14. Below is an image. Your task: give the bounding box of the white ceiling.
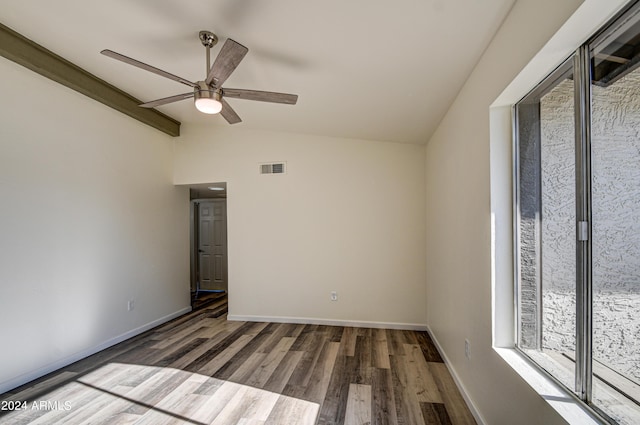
[0,0,515,144]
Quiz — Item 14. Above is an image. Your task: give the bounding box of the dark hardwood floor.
[191,291,228,312]
[0,296,476,424]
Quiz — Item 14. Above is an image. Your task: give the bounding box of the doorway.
[189,183,228,304]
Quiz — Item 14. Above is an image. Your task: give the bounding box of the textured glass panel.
[517,101,542,350]
[539,78,577,378]
[590,12,640,421]
[516,64,576,392]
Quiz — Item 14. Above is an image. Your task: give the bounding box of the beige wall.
[174,125,427,327]
[0,57,190,393]
[425,0,583,423]
[425,0,638,423]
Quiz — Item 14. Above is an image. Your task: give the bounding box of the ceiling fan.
[100,31,298,124]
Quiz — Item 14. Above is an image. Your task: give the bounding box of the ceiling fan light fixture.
[194,82,222,114]
[195,97,222,114]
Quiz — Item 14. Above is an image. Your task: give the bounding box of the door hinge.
[577,221,589,241]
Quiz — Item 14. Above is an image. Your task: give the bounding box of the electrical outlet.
[465,339,471,359]
[330,291,338,301]
[127,299,135,311]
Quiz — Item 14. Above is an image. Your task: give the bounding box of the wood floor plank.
[1,296,476,425]
[167,334,228,370]
[326,325,345,343]
[76,366,188,422]
[134,393,209,425]
[64,335,149,374]
[190,381,243,424]
[155,338,211,368]
[263,394,320,425]
[107,339,165,367]
[429,363,477,425]
[353,333,373,385]
[76,362,141,389]
[2,380,87,425]
[185,322,268,373]
[344,383,372,425]
[236,419,266,425]
[213,323,278,380]
[245,336,296,388]
[228,352,267,384]
[402,330,419,345]
[108,367,190,417]
[390,353,426,425]
[387,329,407,357]
[235,385,281,422]
[136,373,209,423]
[403,344,443,403]
[340,327,358,357]
[191,322,226,340]
[32,383,118,425]
[256,323,298,353]
[288,323,307,339]
[302,341,340,405]
[289,324,318,351]
[209,385,272,425]
[420,402,453,425]
[116,364,161,388]
[373,329,391,370]
[415,332,444,363]
[150,309,213,336]
[150,323,209,349]
[372,367,399,425]
[262,350,304,394]
[284,333,327,392]
[3,371,77,402]
[101,412,141,425]
[196,334,256,376]
[316,351,351,425]
[193,376,225,396]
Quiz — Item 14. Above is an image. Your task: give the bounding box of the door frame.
[190,198,228,297]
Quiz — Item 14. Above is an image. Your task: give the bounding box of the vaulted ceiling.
[0,0,516,144]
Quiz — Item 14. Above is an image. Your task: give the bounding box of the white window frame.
[489,1,637,424]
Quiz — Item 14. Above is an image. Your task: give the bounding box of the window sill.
[494,347,603,425]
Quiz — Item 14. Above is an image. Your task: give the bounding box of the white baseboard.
[0,306,192,395]
[426,326,486,425]
[227,314,428,331]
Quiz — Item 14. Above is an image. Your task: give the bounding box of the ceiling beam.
[0,22,180,137]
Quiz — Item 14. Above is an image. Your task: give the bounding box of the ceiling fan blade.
[222,88,298,105]
[205,39,248,87]
[101,49,197,88]
[220,98,242,124]
[140,92,194,108]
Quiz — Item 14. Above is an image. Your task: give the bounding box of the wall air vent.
[260,162,286,175]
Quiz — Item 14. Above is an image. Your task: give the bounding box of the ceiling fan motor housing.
[195,81,221,101]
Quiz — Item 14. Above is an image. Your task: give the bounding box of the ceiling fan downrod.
[199,31,219,78]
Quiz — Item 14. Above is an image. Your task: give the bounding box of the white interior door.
[198,200,227,291]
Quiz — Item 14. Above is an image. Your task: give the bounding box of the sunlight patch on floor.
[2,362,319,425]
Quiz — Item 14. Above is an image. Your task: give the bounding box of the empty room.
[1,1,639,424]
